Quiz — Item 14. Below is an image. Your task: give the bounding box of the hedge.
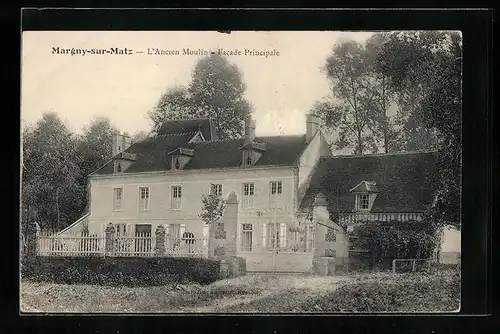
[22,256,220,286]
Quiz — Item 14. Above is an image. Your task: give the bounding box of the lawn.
[20,270,459,313]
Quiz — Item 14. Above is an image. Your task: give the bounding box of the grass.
[20,270,460,313]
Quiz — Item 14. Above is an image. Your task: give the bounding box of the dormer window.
[168,147,194,171]
[117,162,122,172]
[356,194,370,210]
[350,181,379,212]
[246,155,252,165]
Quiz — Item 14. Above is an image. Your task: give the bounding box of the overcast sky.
[21,31,374,136]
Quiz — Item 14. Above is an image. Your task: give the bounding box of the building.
[53,114,450,272]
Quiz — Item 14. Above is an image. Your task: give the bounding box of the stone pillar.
[25,221,39,259]
[104,223,115,257]
[222,191,239,256]
[155,225,166,256]
[313,193,329,258]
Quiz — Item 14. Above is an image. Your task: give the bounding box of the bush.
[349,220,438,270]
[22,256,221,286]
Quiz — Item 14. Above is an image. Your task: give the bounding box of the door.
[135,224,152,254]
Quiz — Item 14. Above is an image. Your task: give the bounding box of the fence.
[333,212,423,225]
[38,232,104,257]
[37,230,208,258]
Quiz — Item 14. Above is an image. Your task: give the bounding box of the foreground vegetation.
[21,270,459,313]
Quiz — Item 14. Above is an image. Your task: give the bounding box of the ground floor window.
[240,223,253,252]
[263,222,287,250]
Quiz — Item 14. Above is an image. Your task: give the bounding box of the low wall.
[216,255,247,279]
[239,252,314,273]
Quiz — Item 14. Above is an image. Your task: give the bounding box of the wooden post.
[392,259,396,273]
[412,259,416,273]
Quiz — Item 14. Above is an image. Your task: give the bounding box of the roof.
[92,134,308,175]
[300,151,440,213]
[350,181,379,193]
[157,118,213,141]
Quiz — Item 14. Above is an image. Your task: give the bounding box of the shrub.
[22,256,220,286]
[349,220,438,270]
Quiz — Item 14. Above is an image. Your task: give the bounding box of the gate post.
[155,225,166,256]
[104,223,115,257]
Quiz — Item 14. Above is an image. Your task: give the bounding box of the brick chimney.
[244,115,256,144]
[306,113,321,143]
[112,132,132,156]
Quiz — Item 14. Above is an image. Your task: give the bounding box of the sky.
[21,31,374,136]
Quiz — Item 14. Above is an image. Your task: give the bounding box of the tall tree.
[149,54,253,140]
[148,86,193,134]
[374,31,448,151]
[319,41,381,154]
[22,112,81,231]
[376,31,462,227]
[74,116,119,215]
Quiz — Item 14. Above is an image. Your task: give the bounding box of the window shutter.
[262,223,267,249]
[280,223,287,248]
[180,224,186,237]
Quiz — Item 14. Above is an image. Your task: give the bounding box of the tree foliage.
[149,54,253,140]
[199,192,226,226]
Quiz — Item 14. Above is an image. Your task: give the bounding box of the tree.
[75,116,119,214]
[199,192,226,257]
[130,130,149,143]
[199,192,226,226]
[374,31,449,152]
[148,86,193,134]
[149,54,253,140]
[22,112,82,231]
[319,41,382,154]
[375,31,462,228]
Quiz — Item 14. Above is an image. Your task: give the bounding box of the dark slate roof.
[92,134,307,175]
[157,118,213,140]
[300,152,439,213]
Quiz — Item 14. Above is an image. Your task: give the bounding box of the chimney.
[306,113,320,143]
[244,115,256,144]
[112,132,131,156]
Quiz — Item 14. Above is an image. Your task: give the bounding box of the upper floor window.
[171,185,182,209]
[269,181,283,207]
[242,182,255,208]
[113,187,123,211]
[139,186,150,211]
[356,193,370,210]
[246,155,252,166]
[210,183,223,197]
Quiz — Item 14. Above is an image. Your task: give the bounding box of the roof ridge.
[325,150,439,159]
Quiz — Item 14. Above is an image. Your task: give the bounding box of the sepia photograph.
[20,30,462,313]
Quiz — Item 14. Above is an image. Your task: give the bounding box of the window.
[117,162,122,172]
[114,223,127,236]
[139,187,150,211]
[174,157,180,170]
[113,188,123,211]
[357,194,370,210]
[240,223,253,251]
[269,181,283,207]
[246,155,252,165]
[171,185,182,209]
[210,183,223,196]
[242,182,255,208]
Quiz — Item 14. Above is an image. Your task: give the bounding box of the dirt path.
[186,274,352,313]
